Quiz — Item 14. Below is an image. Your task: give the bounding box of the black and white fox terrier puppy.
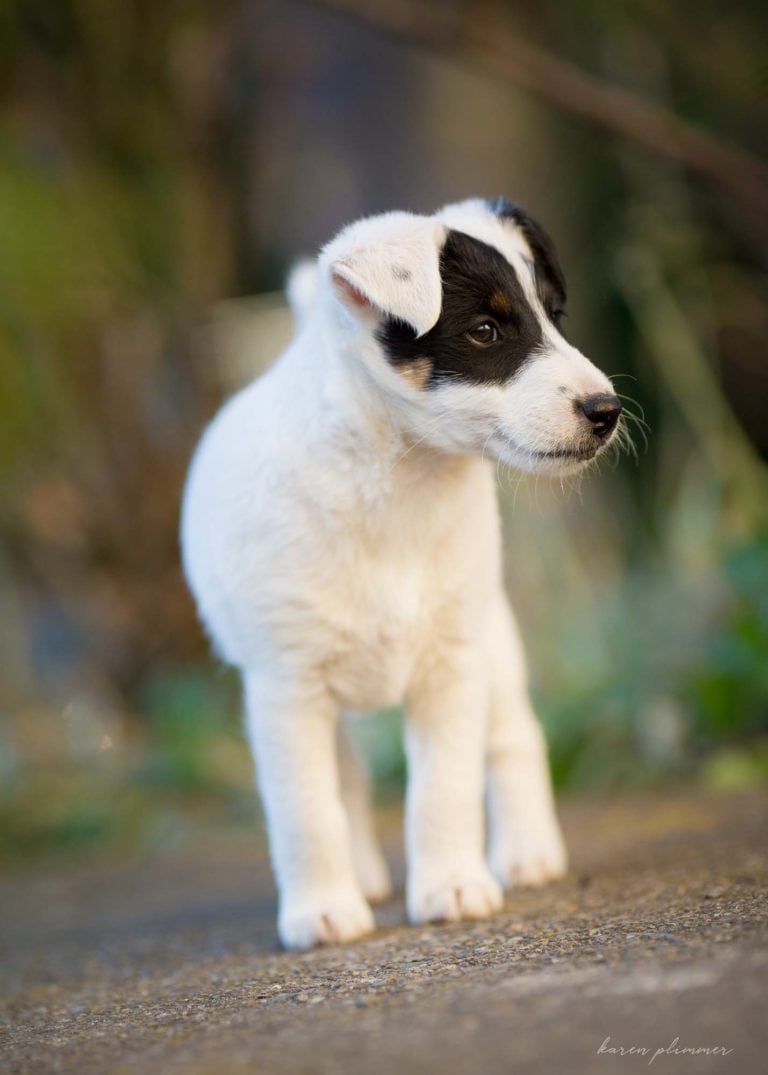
[181,197,622,950]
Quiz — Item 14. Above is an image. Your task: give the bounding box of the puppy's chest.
[320,557,432,710]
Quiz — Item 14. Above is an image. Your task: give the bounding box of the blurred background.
[1,0,766,866]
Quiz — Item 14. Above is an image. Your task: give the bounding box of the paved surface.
[1,790,766,1074]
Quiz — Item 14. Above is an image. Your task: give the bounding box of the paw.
[489,824,567,888]
[408,867,503,925]
[278,888,375,951]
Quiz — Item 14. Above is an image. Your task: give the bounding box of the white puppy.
[181,197,622,950]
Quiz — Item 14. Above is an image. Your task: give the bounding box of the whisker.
[480,428,494,464]
[614,394,650,427]
[618,413,648,454]
[510,465,528,511]
[619,409,650,435]
[387,409,452,472]
[619,421,642,462]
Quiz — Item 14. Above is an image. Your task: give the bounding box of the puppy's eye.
[551,309,566,329]
[467,321,500,346]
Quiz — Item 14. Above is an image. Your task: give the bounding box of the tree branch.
[310,0,768,214]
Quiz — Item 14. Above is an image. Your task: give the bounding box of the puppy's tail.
[286,259,318,329]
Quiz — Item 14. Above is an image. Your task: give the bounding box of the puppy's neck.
[287,309,482,510]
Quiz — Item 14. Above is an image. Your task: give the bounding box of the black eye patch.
[377,230,544,388]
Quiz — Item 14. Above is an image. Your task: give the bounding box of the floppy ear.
[324,213,444,338]
[487,197,567,318]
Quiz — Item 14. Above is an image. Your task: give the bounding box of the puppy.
[181,197,622,950]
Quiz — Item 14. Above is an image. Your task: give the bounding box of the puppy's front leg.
[405,647,503,924]
[243,672,374,950]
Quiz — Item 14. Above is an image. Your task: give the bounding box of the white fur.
[181,199,615,949]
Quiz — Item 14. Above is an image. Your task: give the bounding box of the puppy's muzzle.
[579,393,622,439]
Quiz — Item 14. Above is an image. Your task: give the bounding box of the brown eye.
[467,321,500,346]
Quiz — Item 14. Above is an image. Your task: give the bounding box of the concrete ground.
[1,789,766,1074]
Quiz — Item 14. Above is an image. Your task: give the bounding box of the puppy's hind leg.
[485,597,567,888]
[244,672,374,950]
[338,718,393,903]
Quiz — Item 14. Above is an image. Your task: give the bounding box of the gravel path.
[1,790,766,1074]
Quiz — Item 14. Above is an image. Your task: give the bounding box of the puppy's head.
[319,198,621,474]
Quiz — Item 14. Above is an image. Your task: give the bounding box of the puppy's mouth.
[492,425,602,465]
[534,444,599,461]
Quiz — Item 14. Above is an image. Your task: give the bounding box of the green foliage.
[0,666,258,864]
[702,743,768,792]
[0,770,149,860]
[690,534,768,741]
[138,667,246,795]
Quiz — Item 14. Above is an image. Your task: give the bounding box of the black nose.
[580,394,622,438]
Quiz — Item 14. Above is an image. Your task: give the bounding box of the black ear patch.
[486,197,567,325]
[377,230,543,388]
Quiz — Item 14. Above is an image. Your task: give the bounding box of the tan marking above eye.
[488,290,511,316]
[398,357,432,390]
